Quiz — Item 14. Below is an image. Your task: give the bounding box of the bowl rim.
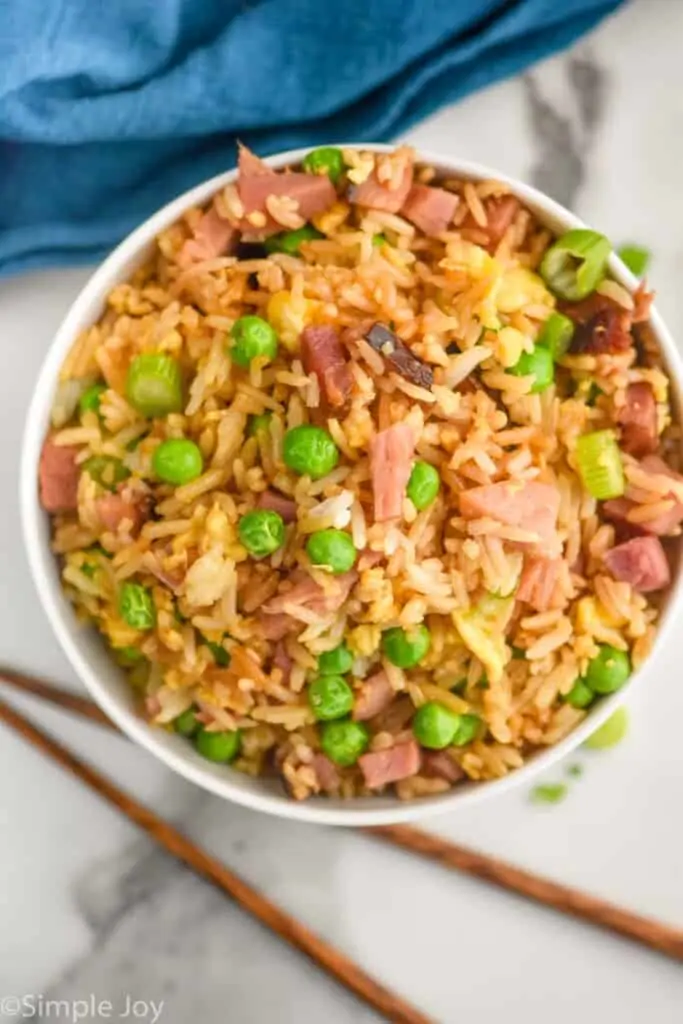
[20,143,683,826]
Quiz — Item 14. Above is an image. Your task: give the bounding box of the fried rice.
[38,144,681,801]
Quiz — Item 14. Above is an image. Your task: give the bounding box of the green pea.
[264,225,323,256]
[584,644,631,695]
[230,315,278,368]
[118,582,155,630]
[194,727,241,763]
[247,412,272,438]
[537,311,574,361]
[540,229,611,301]
[83,455,130,492]
[565,679,594,709]
[152,438,204,486]
[412,702,461,750]
[306,529,357,575]
[584,707,629,750]
[318,643,354,676]
[126,353,183,418]
[79,383,106,416]
[283,424,339,479]
[302,146,345,184]
[174,707,200,737]
[452,713,482,746]
[308,675,354,721]
[113,645,144,667]
[320,719,369,766]
[238,509,285,558]
[406,461,440,510]
[510,345,555,393]
[382,624,431,668]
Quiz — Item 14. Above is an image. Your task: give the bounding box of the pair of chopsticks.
[1,669,681,1024]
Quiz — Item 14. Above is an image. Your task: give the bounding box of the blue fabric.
[0,0,623,276]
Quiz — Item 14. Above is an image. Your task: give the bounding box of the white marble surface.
[2,1,683,1020]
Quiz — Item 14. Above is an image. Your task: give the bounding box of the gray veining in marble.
[523,50,606,207]
[42,797,375,1023]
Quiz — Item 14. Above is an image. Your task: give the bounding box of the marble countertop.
[2,2,683,1020]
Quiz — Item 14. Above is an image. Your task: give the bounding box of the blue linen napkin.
[0,0,622,276]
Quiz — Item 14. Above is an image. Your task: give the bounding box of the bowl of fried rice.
[21,143,683,824]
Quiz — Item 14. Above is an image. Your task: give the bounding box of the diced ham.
[353,669,394,722]
[256,612,298,641]
[462,195,520,251]
[96,492,147,535]
[257,490,297,523]
[422,750,465,784]
[401,184,459,236]
[311,753,340,792]
[262,570,357,617]
[603,456,683,536]
[238,144,276,178]
[300,324,353,410]
[39,439,80,512]
[358,549,384,571]
[460,481,560,552]
[370,423,416,522]
[348,154,414,214]
[272,641,293,685]
[516,556,562,611]
[178,204,237,267]
[617,382,658,457]
[603,536,671,593]
[238,167,335,238]
[359,739,422,789]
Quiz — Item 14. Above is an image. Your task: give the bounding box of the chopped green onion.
[540,229,611,301]
[372,233,388,248]
[509,344,554,393]
[584,707,629,750]
[537,311,574,361]
[566,763,583,778]
[575,430,624,500]
[617,244,651,278]
[531,783,568,805]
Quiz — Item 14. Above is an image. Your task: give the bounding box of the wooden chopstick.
[367,826,683,962]
[0,690,432,1024]
[2,666,683,965]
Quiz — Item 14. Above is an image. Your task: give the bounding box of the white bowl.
[20,145,683,826]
